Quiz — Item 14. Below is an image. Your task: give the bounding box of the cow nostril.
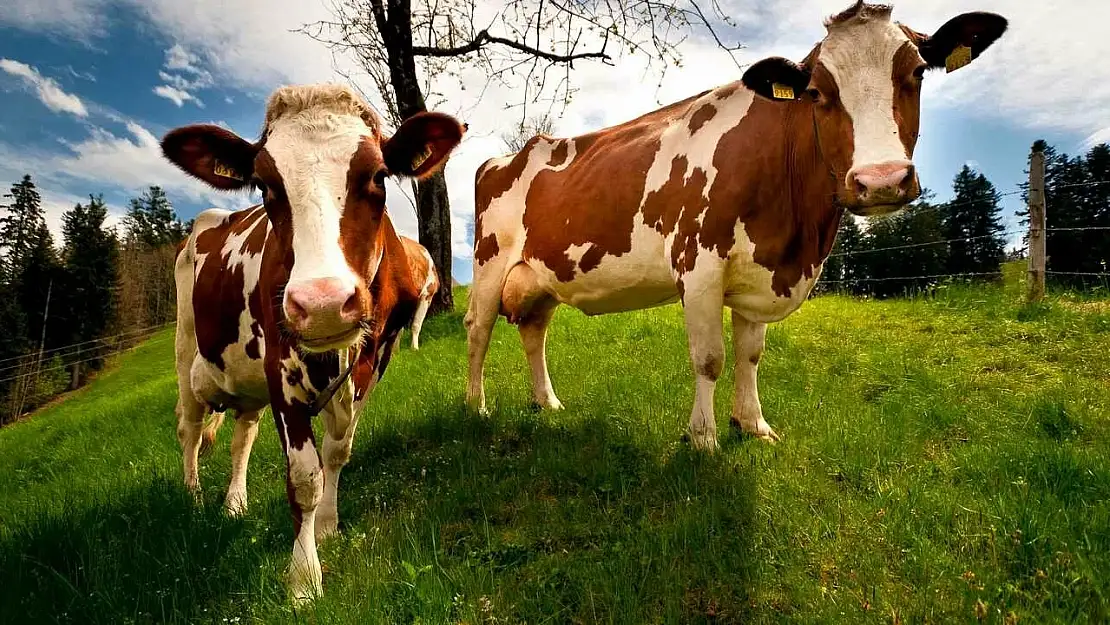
[286,297,308,324]
[854,176,868,197]
[341,292,361,320]
[900,166,916,192]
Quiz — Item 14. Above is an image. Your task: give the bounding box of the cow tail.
[197,411,226,457]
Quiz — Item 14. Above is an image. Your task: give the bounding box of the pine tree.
[1079,144,1110,281]
[818,212,864,293]
[122,186,188,249]
[942,165,1006,280]
[0,175,46,273]
[59,194,121,380]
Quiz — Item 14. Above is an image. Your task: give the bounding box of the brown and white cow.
[162,84,463,602]
[399,235,439,350]
[465,3,1007,449]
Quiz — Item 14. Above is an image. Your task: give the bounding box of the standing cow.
[400,236,439,350]
[465,2,1007,449]
[162,84,463,601]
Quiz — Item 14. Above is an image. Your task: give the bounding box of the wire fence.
[820,178,1110,286]
[0,332,176,387]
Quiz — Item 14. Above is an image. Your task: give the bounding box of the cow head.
[161,84,464,352]
[741,2,1007,216]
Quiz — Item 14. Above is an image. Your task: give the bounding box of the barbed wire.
[828,230,1020,259]
[0,335,175,387]
[0,325,173,377]
[1045,271,1110,278]
[819,271,1003,285]
[0,322,176,370]
[1046,226,1110,232]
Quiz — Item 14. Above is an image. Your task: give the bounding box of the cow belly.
[524,243,678,316]
[190,346,269,413]
[723,260,820,323]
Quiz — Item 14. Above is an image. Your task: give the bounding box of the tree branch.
[412,28,611,64]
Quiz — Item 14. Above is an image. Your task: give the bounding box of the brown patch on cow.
[697,351,723,379]
[891,42,924,157]
[548,141,569,167]
[339,137,388,318]
[474,233,500,265]
[240,210,269,256]
[578,244,606,273]
[641,155,710,279]
[688,103,717,134]
[518,127,661,281]
[399,236,437,299]
[702,93,852,297]
[825,1,892,27]
[193,212,250,370]
[474,140,536,223]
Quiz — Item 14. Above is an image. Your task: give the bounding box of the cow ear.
[917,12,1008,72]
[161,124,257,191]
[382,112,465,179]
[741,57,811,102]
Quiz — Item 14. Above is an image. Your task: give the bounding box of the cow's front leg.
[273,405,324,603]
[681,276,725,452]
[224,409,263,516]
[729,313,779,442]
[316,362,362,541]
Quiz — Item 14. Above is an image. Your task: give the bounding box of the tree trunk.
[416,171,454,313]
[383,0,455,314]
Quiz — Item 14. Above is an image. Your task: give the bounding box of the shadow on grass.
[334,406,761,624]
[1,401,760,624]
[0,477,288,625]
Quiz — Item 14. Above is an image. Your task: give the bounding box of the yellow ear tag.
[212,160,244,181]
[411,145,433,170]
[771,83,795,100]
[945,45,972,73]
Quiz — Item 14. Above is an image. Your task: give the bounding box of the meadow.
[1,265,1108,624]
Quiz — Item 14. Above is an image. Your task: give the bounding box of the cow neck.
[720,95,846,296]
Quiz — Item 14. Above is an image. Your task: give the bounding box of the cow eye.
[912,64,927,80]
[372,170,388,188]
[805,88,822,103]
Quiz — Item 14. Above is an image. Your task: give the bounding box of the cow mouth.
[846,202,907,217]
[298,326,363,352]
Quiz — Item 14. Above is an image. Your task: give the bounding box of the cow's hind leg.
[410,294,431,350]
[175,327,207,496]
[508,265,562,409]
[465,253,512,413]
[680,276,726,452]
[224,409,263,516]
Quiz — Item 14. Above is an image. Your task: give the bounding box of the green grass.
[2,266,1109,624]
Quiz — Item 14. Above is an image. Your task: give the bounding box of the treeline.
[0,175,189,424]
[818,140,1110,297]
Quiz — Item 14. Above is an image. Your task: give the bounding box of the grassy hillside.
[1,268,1108,624]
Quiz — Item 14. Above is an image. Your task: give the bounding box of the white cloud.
[153,84,201,107]
[0,58,89,118]
[0,0,109,39]
[1083,127,1110,151]
[153,44,212,109]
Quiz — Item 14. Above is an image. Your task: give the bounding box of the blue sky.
[1,0,1106,284]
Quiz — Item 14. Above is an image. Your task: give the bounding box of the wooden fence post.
[1027,148,1046,302]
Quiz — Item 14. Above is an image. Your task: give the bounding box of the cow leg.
[517,295,562,410]
[175,389,206,495]
[730,313,780,442]
[410,295,431,350]
[465,255,512,413]
[224,409,263,516]
[681,280,725,451]
[274,408,324,603]
[316,394,360,542]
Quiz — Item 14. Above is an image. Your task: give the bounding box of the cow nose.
[284,278,361,338]
[849,161,916,204]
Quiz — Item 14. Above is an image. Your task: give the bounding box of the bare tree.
[302,0,741,314]
[502,113,556,152]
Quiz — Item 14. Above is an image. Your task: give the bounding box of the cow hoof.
[686,430,719,452]
[288,566,323,606]
[224,491,248,517]
[532,397,564,411]
[731,417,781,443]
